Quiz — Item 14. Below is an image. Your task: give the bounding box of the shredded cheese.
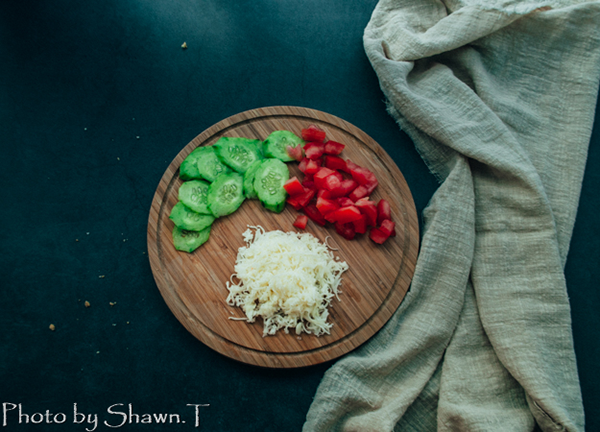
[226,226,349,337]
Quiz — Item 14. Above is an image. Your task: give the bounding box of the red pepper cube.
[328,178,358,199]
[304,158,321,175]
[324,210,339,223]
[286,144,303,162]
[336,197,354,208]
[283,176,305,196]
[369,227,390,244]
[377,199,392,226]
[324,140,345,155]
[324,155,347,172]
[354,198,378,226]
[295,189,315,208]
[304,142,325,160]
[365,182,378,194]
[316,196,339,215]
[313,167,336,189]
[352,214,367,234]
[348,185,369,202]
[335,221,356,240]
[287,186,315,210]
[317,188,332,200]
[379,219,395,237]
[350,166,378,192]
[322,174,342,192]
[286,196,303,211]
[302,179,315,190]
[298,158,309,173]
[303,203,327,226]
[293,214,308,230]
[345,159,359,172]
[301,125,326,143]
[328,205,363,224]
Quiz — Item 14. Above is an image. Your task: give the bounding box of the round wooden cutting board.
[147,106,419,368]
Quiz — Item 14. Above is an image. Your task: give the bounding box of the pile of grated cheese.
[226,226,349,337]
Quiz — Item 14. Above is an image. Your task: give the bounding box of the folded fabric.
[304,1,600,431]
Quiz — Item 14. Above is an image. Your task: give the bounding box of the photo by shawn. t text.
[2,403,210,430]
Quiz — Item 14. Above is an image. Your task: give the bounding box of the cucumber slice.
[243,160,263,200]
[179,147,205,180]
[253,158,289,213]
[262,130,304,162]
[178,180,211,214]
[196,146,231,182]
[207,172,245,217]
[169,202,215,231]
[213,137,263,174]
[172,226,211,253]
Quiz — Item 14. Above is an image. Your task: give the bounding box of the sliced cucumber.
[213,137,263,174]
[253,158,289,213]
[179,147,205,180]
[243,160,263,200]
[178,180,211,214]
[262,130,304,162]
[207,172,245,217]
[169,202,215,231]
[196,146,231,182]
[172,226,211,253]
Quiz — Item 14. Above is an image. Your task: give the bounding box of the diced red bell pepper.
[324,140,345,155]
[369,227,390,244]
[351,166,378,192]
[352,214,367,234]
[289,125,390,244]
[304,158,321,175]
[377,199,392,226]
[286,144,303,162]
[354,198,378,226]
[324,155,347,172]
[286,197,303,211]
[286,188,315,210]
[293,214,308,230]
[313,167,335,189]
[283,176,305,196]
[379,219,396,237]
[303,203,327,226]
[336,197,354,208]
[304,142,325,160]
[298,157,308,173]
[365,182,378,194]
[322,174,342,192]
[335,221,355,240]
[328,179,358,198]
[348,185,369,201]
[324,210,338,223]
[301,125,326,143]
[345,159,359,172]
[302,181,315,192]
[316,196,339,215]
[326,205,363,224]
[317,188,331,199]
[298,189,315,207]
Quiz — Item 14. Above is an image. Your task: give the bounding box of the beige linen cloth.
[304,1,600,431]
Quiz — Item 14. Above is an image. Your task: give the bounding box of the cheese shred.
[226,226,349,337]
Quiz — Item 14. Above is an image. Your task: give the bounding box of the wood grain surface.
[147,106,419,368]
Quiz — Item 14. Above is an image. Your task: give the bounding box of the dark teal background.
[1,1,598,431]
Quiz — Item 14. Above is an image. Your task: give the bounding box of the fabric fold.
[304,1,600,431]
